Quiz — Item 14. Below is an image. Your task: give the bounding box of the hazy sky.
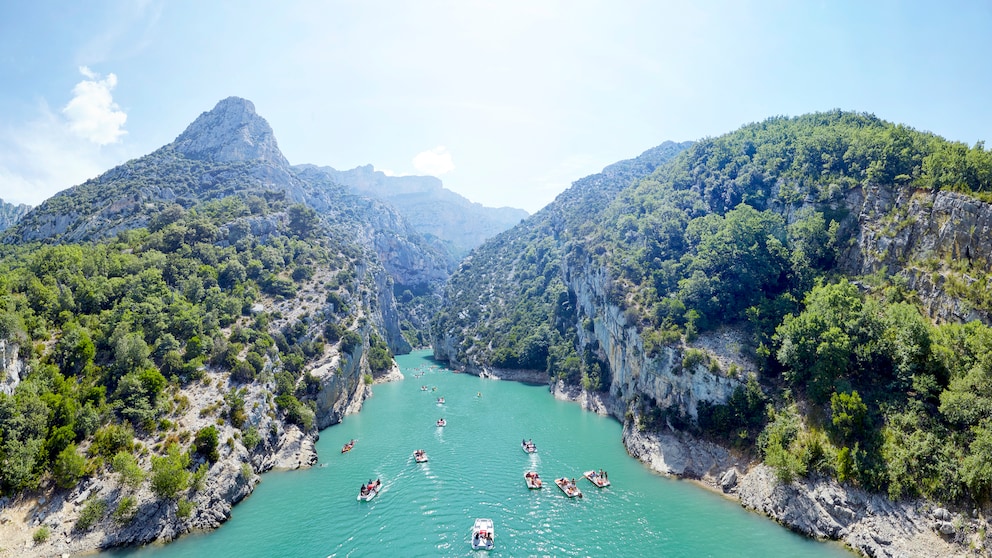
[1,1,990,214]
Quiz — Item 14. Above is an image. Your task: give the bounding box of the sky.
[1,1,991,214]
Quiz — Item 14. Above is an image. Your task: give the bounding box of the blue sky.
[1,1,990,214]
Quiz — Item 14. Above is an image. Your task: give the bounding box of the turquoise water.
[108,350,852,557]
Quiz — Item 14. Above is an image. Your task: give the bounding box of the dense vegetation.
[437,111,992,506]
[0,192,384,497]
[435,141,691,390]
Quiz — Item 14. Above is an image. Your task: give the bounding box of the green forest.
[0,192,381,505]
[437,111,992,505]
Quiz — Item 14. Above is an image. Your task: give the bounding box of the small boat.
[357,479,381,501]
[470,517,495,550]
[436,418,447,427]
[414,449,429,463]
[524,471,542,489]
[437,397,445,404]
[554,477,583,498]
[583,470,611,487]
[341,439,356,453]
[521,439,536,453]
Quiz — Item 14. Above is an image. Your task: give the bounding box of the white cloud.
[412,146,455,176]
[0,69,130,206]
[0,103,113,205]
[62,66,128,145]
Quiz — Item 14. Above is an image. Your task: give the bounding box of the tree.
[287,204,319,239]
[111,451,146,489]
[53,443,87,488]
[194,426,220,462]
[150,444,191,499]
[830,390,869,444]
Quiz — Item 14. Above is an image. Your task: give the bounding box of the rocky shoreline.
[7,352,983,558]
[0,357,398,558]
[549,380,984,558]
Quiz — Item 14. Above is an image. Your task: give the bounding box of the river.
[107,350,852,557]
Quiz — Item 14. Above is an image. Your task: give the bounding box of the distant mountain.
[303,164,528,259]
[0,198,30,232]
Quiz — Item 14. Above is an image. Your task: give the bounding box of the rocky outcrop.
[0,198,30,233]
[173,97,290,167]
[564,254,747,421]
[0,340,21,395]
[735,465,974,558]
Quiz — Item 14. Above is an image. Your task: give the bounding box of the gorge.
[2,102,992,557]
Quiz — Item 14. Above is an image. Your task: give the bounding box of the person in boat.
[360,484,367,496]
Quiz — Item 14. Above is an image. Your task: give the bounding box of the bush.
[91,424,135,459]
[33,526,50,543]
[53,444,87,489]
[113,495,137,524]
[194,426,220,462]
[111,451,146,488]
[340,330,362,354]
[242,426,261,450]
[75,497,107,531]
[177,497,194,519]
[150,444,191,499]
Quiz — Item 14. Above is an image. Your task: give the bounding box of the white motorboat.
[357,479,381,501]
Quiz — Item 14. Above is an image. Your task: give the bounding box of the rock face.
[564,255,746,421]
[736,466,970,558]
[832,185,992,324]
[0,339,21,395]
[0,198,30,232]
[172,97,290,167]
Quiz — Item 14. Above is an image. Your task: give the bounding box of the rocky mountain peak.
[171,97,289,167]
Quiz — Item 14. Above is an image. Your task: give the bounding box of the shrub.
[91,424,135,459]
[111,451,146,488]
[113,495,137,524]
[33,526,50,543]
[150,444,191,499]
[242,426,261,450]
[340,330,362,354]
[53,444,87,489]
[177,497,194,519]
[75,497,107,531]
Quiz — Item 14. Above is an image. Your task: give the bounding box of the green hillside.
[436,111,992,504]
